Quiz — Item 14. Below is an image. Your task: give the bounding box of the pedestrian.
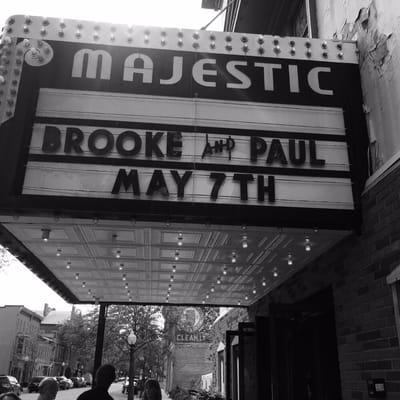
[142,379,161,400]
[37,377,59,400]
[77,364,116,400]
[0,393,21,400]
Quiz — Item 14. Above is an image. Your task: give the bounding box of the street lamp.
[127,331,137,400]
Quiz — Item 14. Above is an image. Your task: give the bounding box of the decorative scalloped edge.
[0,37,53,125]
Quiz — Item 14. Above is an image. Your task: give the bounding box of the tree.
[0,245,13,271]
[59,305,166,378]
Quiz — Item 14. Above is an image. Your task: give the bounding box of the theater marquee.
[0,16,368,229]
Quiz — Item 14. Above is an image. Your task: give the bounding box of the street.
[20,382,170,400]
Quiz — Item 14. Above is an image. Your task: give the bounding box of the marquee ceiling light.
[217,277,221,285]
[252,287,256,295]
[75,273,79,280]
[170,275,174,282]
[223,266,227,275]
[206,293,210,299]
[56,248,61,256]
[245,295,249,301]
[262,278,267,287]
[237,300,241,306]
[305,238,311,252]
[241,234,248,249]
[288,255,293,266]
[41,228,50,242]
[202,300,205,304]
[172,265,177,273]
[124,282,129,288]
[66,261,71,269]
[177,232,183,246]
[273,268,279,278]
[115,250,121,259]
[81,281,86,288]
[210,286,215,293]
[88,289,92,295]
[118,263,124,271]
[231,251,237,263]
[174,250,179,261]
[122,273,127,281]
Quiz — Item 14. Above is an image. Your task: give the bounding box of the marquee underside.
[0,216,349,306]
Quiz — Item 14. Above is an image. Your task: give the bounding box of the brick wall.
[171,342,214,390]
[209,308,249,392]
[250,164,400,400]
[213,164,400,399]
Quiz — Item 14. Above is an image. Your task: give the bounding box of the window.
[283,0,318,38]
[217,348,225,394]
[16,337,24,355]
[388,268,400,343]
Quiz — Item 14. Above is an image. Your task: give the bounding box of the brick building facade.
[208,1,400,399]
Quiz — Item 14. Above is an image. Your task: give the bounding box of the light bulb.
[217,277,221,285]
[177,233,183,246]
[116,250,121,259]
[242,235,248,248]
[41,228,50,242]
[211,286,215,293]
[56,249,61,256]
[66,262,71,269]
[172,265,176,273]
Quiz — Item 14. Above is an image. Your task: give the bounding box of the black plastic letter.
[146,169,169,196]
[170,170,192,198]
[111,169,140,195]
[233,173,254,200]
[250,137,267,162]
[42,126,61,153]
[210,173,226,200]
[257,175,275,202]
[116,131,142,156]
[88,129,114,156]
[64,127,84,154]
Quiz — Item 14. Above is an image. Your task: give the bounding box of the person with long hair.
[142,379,161,400]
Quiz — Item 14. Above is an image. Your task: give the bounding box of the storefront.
[0,15,372,399]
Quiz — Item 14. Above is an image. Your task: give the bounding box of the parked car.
[71,376,86,388]
[55,376,71,390]
[0,375,22,395]
[83,372,92,386]
[121,377,138,395]
[28,376,46,393]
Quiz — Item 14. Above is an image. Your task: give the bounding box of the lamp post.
[127,331,137,400]
[22,355,30,385]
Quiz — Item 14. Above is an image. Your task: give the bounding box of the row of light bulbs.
[42,228,314,305]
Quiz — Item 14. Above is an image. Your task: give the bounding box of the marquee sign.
[0,16,368,229]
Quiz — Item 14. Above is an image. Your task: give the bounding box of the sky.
[0,0,225,31]
[0,0,226,312]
